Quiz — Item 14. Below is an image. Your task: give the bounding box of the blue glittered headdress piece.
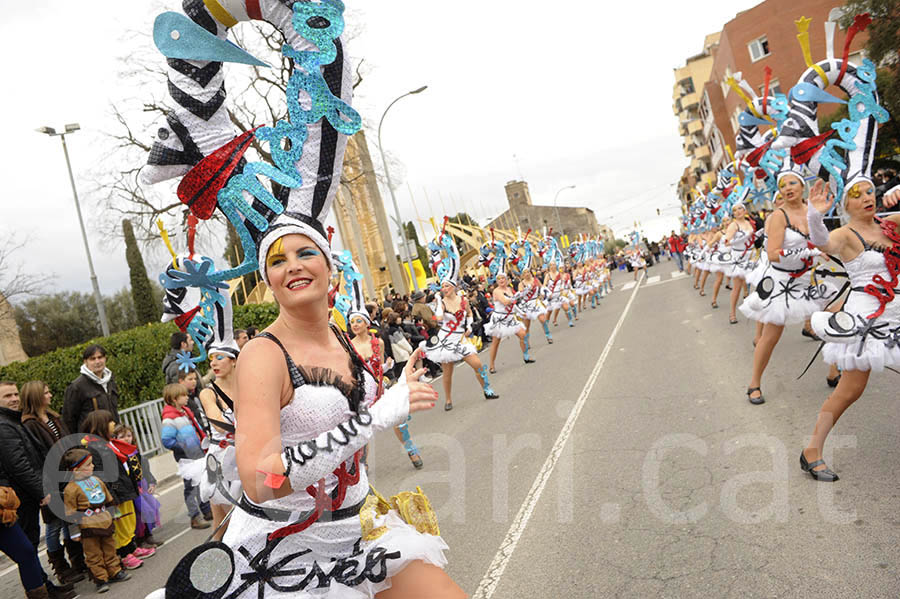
[143,0,361,294]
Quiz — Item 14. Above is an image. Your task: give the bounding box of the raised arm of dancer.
[807,179,847,256]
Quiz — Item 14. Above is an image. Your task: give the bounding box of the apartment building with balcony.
[673,0,869,214]
[708,1,868,175]
[673,32,720,205]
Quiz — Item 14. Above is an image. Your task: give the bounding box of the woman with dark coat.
[20,381,87,584]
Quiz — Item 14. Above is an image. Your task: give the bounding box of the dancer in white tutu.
[142,1,464,595]
[719,203,757,323]
[740,158,839,405]
[197,341,240,540]
[420,227,499,410]
[486,272,531,372]
[801,178,900,480]
[515,269,552,346]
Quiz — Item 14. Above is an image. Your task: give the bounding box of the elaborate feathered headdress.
[143,0,361,292]
[773,13,887,210]
[428,217,462,287]
[331,250,368,327]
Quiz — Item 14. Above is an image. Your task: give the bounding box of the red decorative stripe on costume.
[246,0,262,21]
[837,13,871,86]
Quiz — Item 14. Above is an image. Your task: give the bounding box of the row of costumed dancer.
[134,1,615,596]
[682,12,900,483]
[422,221,612,410]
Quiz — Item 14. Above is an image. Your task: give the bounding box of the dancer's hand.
[884,184,900,209]
[808,179,833,214]
[401,349,437,413]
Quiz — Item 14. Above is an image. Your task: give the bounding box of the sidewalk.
[0,450,182,572]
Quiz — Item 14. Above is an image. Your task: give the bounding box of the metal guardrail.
[119,398,168,458]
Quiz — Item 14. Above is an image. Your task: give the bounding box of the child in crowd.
[63,449,131,593]
[160,383,211,529]
[113,425,162,549]
[177,369,207,431]
[80,410,156,571]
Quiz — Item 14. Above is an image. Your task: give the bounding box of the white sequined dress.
[220,331,448,598]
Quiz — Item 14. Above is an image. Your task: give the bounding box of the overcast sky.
[1,0,757,298]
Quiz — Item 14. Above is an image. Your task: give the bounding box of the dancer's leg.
[747,322,784,401]
[442,363,454,408]
[489,338,500,371]
[802,369,869,471]
[711,272,724,306]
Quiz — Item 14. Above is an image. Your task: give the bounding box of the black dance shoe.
[800,452,839,482]
[746,387,765,405]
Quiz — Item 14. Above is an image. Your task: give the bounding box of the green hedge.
[0,302,280,412]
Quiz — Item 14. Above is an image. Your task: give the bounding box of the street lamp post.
[378,86,427,293]
[37,124,111,337]
[553,184,576,243]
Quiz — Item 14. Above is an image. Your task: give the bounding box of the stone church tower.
[333,130,406,299]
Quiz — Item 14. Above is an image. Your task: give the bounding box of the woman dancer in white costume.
[422,277,500,411]
[740,166,838,405]
[546,262,574,328]
[486,272,531,372]
[198,342,240,540]
[800,179,900,480]
[516,268,553,345]
[721,204,757,323]
[232,234,462,597]
[706,218,734,309]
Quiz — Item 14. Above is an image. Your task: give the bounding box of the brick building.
[674,0,869,208]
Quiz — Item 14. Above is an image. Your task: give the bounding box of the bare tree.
[0,234,51,320]
[90,12,386,256]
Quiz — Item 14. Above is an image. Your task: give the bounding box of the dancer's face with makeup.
[778,175,804,203]
[266,234,330,310]
[844,182,876,219]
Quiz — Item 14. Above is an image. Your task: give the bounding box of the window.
[699,92,712,122]
[758,78,782,96]
[720,67,733,98]
[730,107,743,135]
[709,128,720,154]
[748,36,770,62]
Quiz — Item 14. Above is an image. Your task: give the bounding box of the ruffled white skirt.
[218,498,448,598]
[744,253,769,287]
[515,299,547,321]
[739,264,839,325]
[816,291,900,372]
[419,335,476,364]
[178,443,242,507]
[485,310,525,338]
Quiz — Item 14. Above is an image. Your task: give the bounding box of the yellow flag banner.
[403,259,429,290]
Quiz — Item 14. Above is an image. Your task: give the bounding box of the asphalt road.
[3,259,898,598]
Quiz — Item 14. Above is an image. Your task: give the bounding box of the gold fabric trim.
[360,485,440,539]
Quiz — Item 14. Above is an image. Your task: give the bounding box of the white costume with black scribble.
[221,332,447,598]
[419,296,477,364]
[740,225,838,325]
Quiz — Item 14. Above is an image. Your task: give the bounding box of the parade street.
[2,261,898,599]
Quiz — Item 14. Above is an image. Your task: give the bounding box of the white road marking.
[646,275,660,284]
[671,271,687,278]
[621,281,636,291]
[472,272,644,599]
